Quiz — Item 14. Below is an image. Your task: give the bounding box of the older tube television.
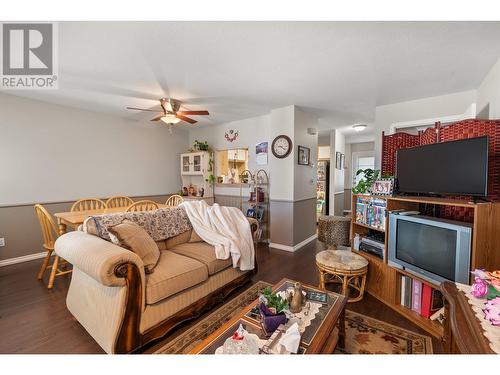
[388,213,472,284]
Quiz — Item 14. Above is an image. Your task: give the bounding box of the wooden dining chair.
[126,200,159,212]
[34,204,72,288]
[105,196,134,209]
[71,198,107,212]
[165,194,184,207]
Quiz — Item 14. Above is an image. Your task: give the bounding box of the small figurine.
[188,185,196,196]
[290,282,303,313]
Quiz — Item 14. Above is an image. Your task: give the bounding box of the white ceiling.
[7,21,500,133]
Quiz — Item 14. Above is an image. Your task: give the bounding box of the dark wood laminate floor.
[0,241,442,354]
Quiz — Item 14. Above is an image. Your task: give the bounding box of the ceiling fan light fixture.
[352,124,367,132]
[161,115,181,124]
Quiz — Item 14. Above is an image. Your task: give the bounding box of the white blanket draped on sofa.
[180,200,255,271]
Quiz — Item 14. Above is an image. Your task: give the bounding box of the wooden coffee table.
[189,278,347,354]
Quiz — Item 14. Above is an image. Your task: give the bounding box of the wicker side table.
[317,215,351,249]
[316,250,369,303]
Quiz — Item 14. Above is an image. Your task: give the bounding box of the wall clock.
[271,135,292,159]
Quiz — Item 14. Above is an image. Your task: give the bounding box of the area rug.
[153,281,433,354]
[339,310,433,354]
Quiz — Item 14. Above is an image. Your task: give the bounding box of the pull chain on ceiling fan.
[126,98,209,125]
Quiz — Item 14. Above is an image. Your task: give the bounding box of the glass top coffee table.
[189,278,347,354]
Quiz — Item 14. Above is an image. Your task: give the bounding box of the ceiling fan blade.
[127,106,160,112]
[150,114,164,122]
[176,110,209,116]
[176,114,197,124]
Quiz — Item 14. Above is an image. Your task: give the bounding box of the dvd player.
[359,237,385,260]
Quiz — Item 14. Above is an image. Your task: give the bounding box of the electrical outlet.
[0,238,5,247]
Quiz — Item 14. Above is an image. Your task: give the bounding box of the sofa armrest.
[55,231,145,287]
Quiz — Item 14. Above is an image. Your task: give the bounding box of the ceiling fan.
[126,98,209,125]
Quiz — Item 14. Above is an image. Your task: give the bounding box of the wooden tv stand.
[351,194,500,338]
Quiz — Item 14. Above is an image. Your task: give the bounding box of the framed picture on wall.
[340,153,345,169]
[335,152,341,169]
[298,146,310,165]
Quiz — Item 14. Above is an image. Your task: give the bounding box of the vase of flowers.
[259,287,288,336]
[471,269,500,326]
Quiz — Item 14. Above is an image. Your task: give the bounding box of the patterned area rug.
[153,281,433,354]
[340,311,433,354]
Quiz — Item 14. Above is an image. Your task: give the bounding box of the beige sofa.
[55,222,256,354]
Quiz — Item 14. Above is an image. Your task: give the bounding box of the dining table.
[54,204,170,235]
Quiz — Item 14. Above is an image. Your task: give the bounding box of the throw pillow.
[108,219,160,274]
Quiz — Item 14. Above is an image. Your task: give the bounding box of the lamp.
[352,124,367,132]
[161,115,181,124]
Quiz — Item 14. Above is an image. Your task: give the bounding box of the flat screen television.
[388,213,472,284]
[396,136,489,197]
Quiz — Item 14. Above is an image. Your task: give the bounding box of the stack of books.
[400,275,443,318]
[355,196,386,230]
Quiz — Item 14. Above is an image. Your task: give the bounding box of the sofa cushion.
[146,251,208,304]
[107,220,160,274]
[170,242,232,275]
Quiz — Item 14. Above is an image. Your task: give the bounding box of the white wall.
[0,93,189,205]
[477,58,500,119]
[188,105,318,202]
[328,129,345,215]
[293,107,318,201]
[268,106,296,201]
[188,114,271,175]
[318,146,330,159]
[374,90,477,168]
[343,143,351,188]
[332,130,345,194]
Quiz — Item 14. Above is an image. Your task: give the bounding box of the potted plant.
[192,140,210,152]
[258,287,289,335]
[352,168,380,194]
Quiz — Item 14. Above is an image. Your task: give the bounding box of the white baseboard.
[0,251,49,267]
[270,234,318,253]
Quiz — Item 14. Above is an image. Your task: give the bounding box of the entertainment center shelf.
[351,193,500,338]
[352,221,385,233]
